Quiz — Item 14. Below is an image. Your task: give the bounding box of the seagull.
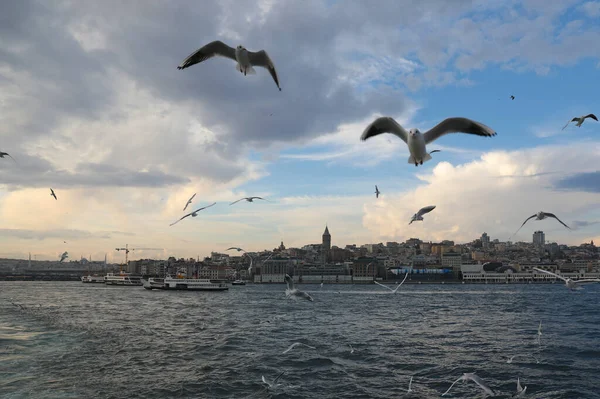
[442,373,495,397]
[407,376,413,393]
[514,378,527,397]
[320,282,323,289]
[0,152,17,164]
[409,205,436,225]
[50,188,57,200]
[177,40,282,91]
[536,321,542,346]
[361,117,496,167]
[169,202,216,226]
[375,185,380,198]
[59,252,69,263]
[261,371,285,389]
[282,342,316,354]
[182,193,196,211]
[349,344,354,354]
[63,241,67,244]
[284,274,313,302]
[533,267,600,290]
[510,95,515,100]
[374,272,409,293]
[506,354,540,364]
[230,196,268,205]
[510,211,570,238]
[226,247,245,252]
[562,114,597,130]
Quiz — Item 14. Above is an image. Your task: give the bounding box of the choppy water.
[1,281,599,398]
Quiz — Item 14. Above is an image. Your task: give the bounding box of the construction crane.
[114,244,163,271]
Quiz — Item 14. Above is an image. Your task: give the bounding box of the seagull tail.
[235,63,256,75]
[422,152,432,163]
[407,155,416,164]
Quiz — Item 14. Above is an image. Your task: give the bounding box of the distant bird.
[63,241,67,244]
[533,267,600,290]
[230,196,268,205]
[0,152,17,164]
[177,40,282,91]
[349,344,354,354]
[375,185,380,198]
[226,247,245,252]
[442,373,495,397]
[183,193,196,211]
[562,114,598,130]
[361,117,496,167]
[409,205,436,225]
[514,378,527,397]
[282,342,316,354]
[537,320,542,346]
[284,274,313,302]
[50,189,57,200]
[407,376,413,393]
[510,95,515,100]
[261,371,285,389]
[59,252,69,263]
[169,202,216,226]
[374,272,409,293]
[510,211,570,238]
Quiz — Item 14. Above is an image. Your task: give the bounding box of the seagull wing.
[510,214,537,238]
[261,376,271,387]
[417,205,436,217]
[533,267,567,282]
[284,274,294,290]
[392,272,409,293]
[441,376,464,396]
[272,371,285,384]
[177,40,236,70]
[247,50,281,91]
[562,119,573,130]
[169,213,191,226]
[5,153,18,164]
[360,117,409,144]
[282,342,299,354]
[467,374,495,396]
[251,196,268,201]
[543,212,571,229]
[230,198,244,206]
[183,193,197,211]
[573,279,600,285]
[374,280,394,292]
[193,202,216,213]
[423,117,497,145]
[584,114,598,121]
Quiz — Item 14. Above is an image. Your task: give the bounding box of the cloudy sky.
[1,0,599,262]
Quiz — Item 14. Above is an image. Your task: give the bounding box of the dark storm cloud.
[555,171,600,193]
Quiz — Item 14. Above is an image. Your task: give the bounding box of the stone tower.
[322,225,331,264]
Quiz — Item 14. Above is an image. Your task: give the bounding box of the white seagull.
[349,344,354,354]
[261,371,285,389]
[562,113,598,130]
[169,202,216,226]
[533,267,600,290]
[375,185,380,198]
[537,321,542,346]
[284,274,313,302]
[510,211,570,238]
[230,196,268,205]
[226,247,245,252]
[178,40,282,91]
[442,373,495,397]
[407,376,413,393]
[282,342,316,354]
[374,272,409,293]
[360,117,496,167]
[409,205,436,225]
[514,377,527,397]
[182,193,196,211]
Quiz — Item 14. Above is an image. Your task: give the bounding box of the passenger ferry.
[142,273,228,291]
[81,275,105,283]
[104,272,143,286]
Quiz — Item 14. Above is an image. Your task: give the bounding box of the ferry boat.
[142,274,228,291]
[231,279,246,286]
[104,272,143,286]
[81,275,105,283]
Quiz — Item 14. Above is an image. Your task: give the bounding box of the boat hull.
[142,277,228,291]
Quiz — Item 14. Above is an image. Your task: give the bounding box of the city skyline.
[1,1,599,261]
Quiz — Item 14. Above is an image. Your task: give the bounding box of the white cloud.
[579,1,600,17]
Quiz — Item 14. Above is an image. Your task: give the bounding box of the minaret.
[322,225,331,264]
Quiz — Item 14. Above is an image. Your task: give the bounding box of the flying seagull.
[514,377,527,397]
[284,274,313,302]
[442,373,495,397]
[375,185,380,198]
[0,152,17,164]
[182,193,196,211]
[177,40,282,91]
[169,202,216,226]
[226,247,245,252]
[50,189,57,200]
[230,196,268,205]
[409,205,436,225]
[282,342,316,354]
[261,371,285,389]
[59,252,69,263]
[407,376,413,393]
[510,211,570,238]
[562,114,597,130]
[510,95,515,100]
[374,272,409,293]
[361,117,496,167]
[533,267,600,290]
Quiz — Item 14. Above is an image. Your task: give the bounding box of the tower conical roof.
[323,225,330,236]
